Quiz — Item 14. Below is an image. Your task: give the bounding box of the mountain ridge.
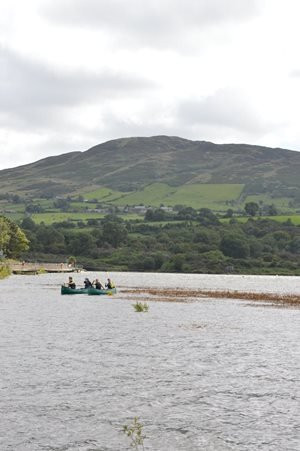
[1,136,300,204]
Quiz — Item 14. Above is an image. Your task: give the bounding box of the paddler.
[67,276,76,289]
[93,279,104,290]
[105,278,115,289]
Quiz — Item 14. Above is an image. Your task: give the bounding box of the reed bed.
[121,288,300,306]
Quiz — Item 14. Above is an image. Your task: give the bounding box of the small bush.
[133,302,149,312]
[0,264,11,279]
[123,416,145,450]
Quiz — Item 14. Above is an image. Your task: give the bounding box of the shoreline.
[121,288,300,306]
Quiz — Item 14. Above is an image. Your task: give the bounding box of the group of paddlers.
[67,276,115,290]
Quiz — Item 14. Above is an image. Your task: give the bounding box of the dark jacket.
[84,279,92,289]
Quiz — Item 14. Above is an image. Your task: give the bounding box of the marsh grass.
[133,301,149,312]
[123,417,145,450]
[124,288,300,306]
[37,267,46,274]
[0,263,11,279]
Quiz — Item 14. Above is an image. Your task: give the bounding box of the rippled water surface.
[0,272,299,450]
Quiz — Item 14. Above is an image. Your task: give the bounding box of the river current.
[0,272,299,450]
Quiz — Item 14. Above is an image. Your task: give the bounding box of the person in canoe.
[68,276,76,289]
[105,278,115,289]
[83,278,92,289]
[93,278,104,290]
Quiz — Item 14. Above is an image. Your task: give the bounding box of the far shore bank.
[0,261,84,278]
[9,262,84,275]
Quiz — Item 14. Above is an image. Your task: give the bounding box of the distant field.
[222,215,300,225]
[111,183,244,209]
[112,183,176,206]
[263,215,300,224]
[83,187,125,201]
[167,184,244,209]
[242,195,292,209]
[31,212,143,224]
[32,199,55,208]
[31,212,106,224]
[0,202,25,212]
[1,212,24,221]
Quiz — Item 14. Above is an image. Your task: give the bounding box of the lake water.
[0,272,299,450]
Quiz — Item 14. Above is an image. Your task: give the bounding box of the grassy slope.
[83,187,125,201]
[108,183,244,209]
[110,183,176,206]
[165,184,243,209]
[241,195,292,209]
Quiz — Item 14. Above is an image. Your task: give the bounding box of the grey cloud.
[290,70,300,77]
[176,89,270,135]
[93,113,173,141]
[0,46,154,129]
[42,0,261,48]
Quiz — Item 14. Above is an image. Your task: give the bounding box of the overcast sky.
[1,0,300,169]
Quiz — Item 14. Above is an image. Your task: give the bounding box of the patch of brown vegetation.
[179,322,208,330]
[121,288,300,306]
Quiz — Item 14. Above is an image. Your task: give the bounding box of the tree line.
[18,209,300,275]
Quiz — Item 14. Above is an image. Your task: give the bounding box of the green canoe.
[88,287,117,296]
[61,285,89,295]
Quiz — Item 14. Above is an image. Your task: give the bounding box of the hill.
[1,136,300,210]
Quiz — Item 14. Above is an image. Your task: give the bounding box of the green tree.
[0,216,29,257]
[0,217,11,254]
[244,202,259,217]
[102,221,128,247]
[288,237,300,254]
[54,198,70,211]
[21,217,37,231]
[172,254,184,271]
[144,209,154,221]
[7,221,30,257]
[36,226,65,253]
[220,234,250,258]
[266,204,278,216]
[224,208,234,218]
[197,208,220,225]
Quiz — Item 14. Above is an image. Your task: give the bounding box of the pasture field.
[83,187,125,201]
[222,215,300,225]
[242,195,292,209]
[31,212,106,224]
[69,202,99,210]
[1,212,24,221]
[111,183,244,209]
[263,215,300,224]
[31,212,143,225]
[112,183,176,206]
[166,184,244,209]
[0,202,25,212]
[32,199,56,208]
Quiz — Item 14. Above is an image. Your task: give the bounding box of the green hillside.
[102,182,244,209]
[0,136,300,211]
